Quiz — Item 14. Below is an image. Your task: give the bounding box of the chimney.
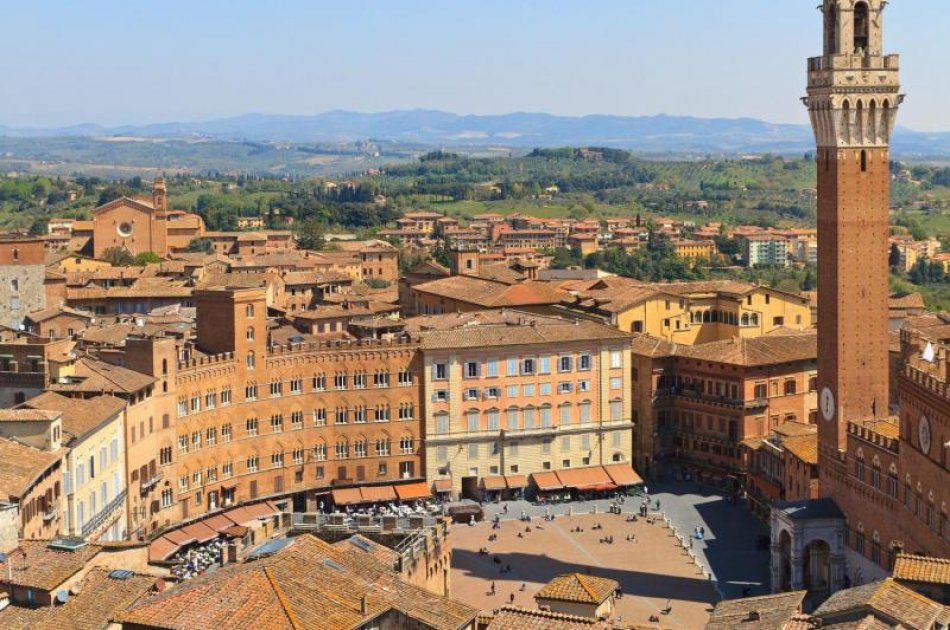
[360,595,368,615]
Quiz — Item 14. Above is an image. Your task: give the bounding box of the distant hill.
[3,110,950,156]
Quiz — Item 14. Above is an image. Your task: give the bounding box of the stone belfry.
[806,1,901,462]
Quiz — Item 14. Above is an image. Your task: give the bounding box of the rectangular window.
[610,351,622,369]
[560,405,571,424]
[579,354,592,371]
[436,414,449,434]
[507,408,518,430]
[433,363,448,380]
[468,443,479,459]
[558,382,573,394]
[610,400,623,421]
[488,410,500,430]
[433,390,449,402]
[486,360,498,378]
[464,388,480,401]
[579,404,591,423]
[539,382,551,396]
[524,408,535,430]
[465,361,480,378]
[522,384,535,397]
[485,387,501,399]
[558,355,573,372]
[467,411,480,432]
[540,406,552,428]
[610,377,622,390]
[506,385,518,398]
[521,358,536,375]
[539,356,551,374]
[314,408,327,426]
[578,380,591,393]
[507,358,518,376]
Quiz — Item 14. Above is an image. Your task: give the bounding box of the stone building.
[0,235,47,330]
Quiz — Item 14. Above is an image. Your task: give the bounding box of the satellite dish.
[55,590,69,604]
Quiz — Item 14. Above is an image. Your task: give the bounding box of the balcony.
[140,472,164,495]
[654,386,767,411]
[81,488,127,538]
[807,54,900,73]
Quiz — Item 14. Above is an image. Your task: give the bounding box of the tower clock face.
[919,415,932,455]
[820,387,835,421]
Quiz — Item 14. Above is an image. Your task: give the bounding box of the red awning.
[148,536,180,563]
[575,482,618,493]
[221,525,249,539]
[433,478,453,493]
[555,466,612,489]
[360,485,397,503]
[162,529,197,546]
[531,471,564,492]
[202,513,238,533]
[505,474,528,489]
[180,521,218,543]
[603,463,644,487]
[482,476,507,491]
[394,481,431,501]
[224,506,258,526]
[332,488,364,506]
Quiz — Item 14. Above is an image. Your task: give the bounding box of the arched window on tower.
[861,150,868,173]
[854,2,870,53]
[824,1,839,55]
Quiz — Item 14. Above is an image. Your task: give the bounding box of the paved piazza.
[449,483,770,629]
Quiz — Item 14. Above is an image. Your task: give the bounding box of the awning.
[224,506,257,526]
[202,514,238,533]
[161,529,197,546]
[505,474,528,489]
[394,481,431,501]
[245,502,278,519]
[148,536,180,563]
[332,488,364,506]
[575,482,618,492]
[360,485,397,503]
[603,463,644,487]
[531,471,564,492]
[221,525,249,539]
[434,478,453,493]
[555,466,613,489]
[180,521,218,543]
[482,476,507,491]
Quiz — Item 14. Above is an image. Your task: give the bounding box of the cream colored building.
[559,278,812,344]
[23,392,129,542]
[407,311,634,499]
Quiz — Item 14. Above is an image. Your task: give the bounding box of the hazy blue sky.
[1,1,946,130]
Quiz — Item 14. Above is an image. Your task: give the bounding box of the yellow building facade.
[414,313,634,498]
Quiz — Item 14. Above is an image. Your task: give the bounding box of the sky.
[1,1,947,131]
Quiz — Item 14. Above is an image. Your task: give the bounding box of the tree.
[186,237,214,254]
[296,218,326,251]
[28,218,48,236]
[134,251,162,266]
[889,243,902,270]
[101,247,136,267]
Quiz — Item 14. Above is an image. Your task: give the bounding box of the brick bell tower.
[807,1,901,464]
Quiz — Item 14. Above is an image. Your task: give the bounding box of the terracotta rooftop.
[24,306,94,324]
[782,434,819,465]
[672,332,817,367]
[405,310,630,350]
[0,439,63,500]
[413,275,567,308]
[534,573,618,605]
[0,540,101,591]
[0,567,156,630]
[814,578,949,629]
[892,553,950,585]
[0,409,61,423]
[486,606,609,629]
[705,590,806,630]
[21,391,125,442]
[117,535,477,630]
[855,418,900,440]
[48,357,155,395]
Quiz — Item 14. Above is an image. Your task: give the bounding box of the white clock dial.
[919,415,932,455]
[821,387,835,422]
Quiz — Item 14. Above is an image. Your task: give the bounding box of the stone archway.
[803,539,832,594]
[778,529,793,591]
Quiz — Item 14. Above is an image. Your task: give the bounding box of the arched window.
[861,150,868,173]
[824,2,838,55]
[741,313,750,326]
[869,100,877,142]
[842,100,852,144]
[161,359,168,375]
[246,326,255,342]
[246,351,255,369]
[245,304,254,318]
[750,313,759,326]
[12,249,18,261]
[854,2,870,52]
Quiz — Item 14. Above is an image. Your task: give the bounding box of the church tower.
[808,0,901,466]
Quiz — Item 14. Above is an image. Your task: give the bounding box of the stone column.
[790,551,805,590]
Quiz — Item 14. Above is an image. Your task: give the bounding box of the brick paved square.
[450,511,717,629]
